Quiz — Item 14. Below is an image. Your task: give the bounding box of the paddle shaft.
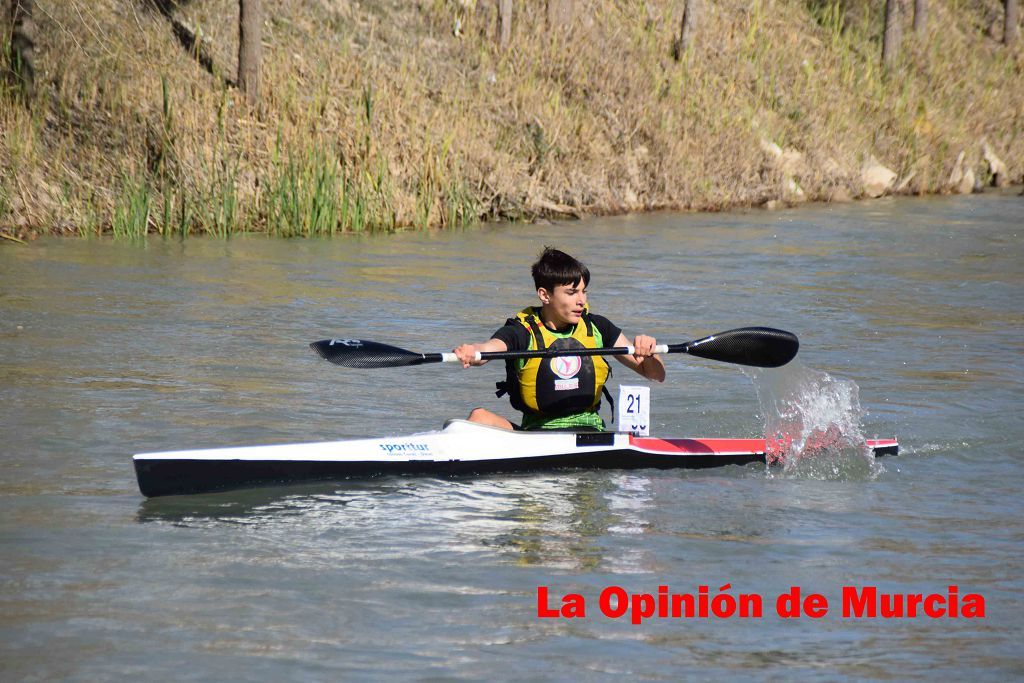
[436,344,670,364]
[311,327,799,369]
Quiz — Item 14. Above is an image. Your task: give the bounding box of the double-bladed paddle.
[310,326,799,369]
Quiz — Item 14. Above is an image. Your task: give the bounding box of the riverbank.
[1,0,1021,239]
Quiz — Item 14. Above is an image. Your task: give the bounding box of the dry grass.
[0,0,1021,238]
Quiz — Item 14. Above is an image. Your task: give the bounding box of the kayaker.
[453,247,665,430]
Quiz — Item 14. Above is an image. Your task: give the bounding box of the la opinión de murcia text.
[537,585,985,624]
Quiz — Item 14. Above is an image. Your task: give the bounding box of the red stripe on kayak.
[629,436,899,455]
[629,437,767,455]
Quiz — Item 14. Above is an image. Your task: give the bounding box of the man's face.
[540,279,587,328]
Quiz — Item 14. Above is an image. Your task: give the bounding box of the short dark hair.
[531,247,590,291]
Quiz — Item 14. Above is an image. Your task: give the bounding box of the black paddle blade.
[309,339,428,368]
[679,327,799,368]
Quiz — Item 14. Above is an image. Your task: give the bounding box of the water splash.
[744,363,884,480]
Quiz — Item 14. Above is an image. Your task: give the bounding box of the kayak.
[133,420,899,497]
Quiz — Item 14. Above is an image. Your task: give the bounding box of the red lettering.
[962,593,985,618]
[537,586,559,618]
[880,593,902,618]
[777,586,801,618]
[542,584,983,622]
[740,593,764,618]
[632,593,655,624]
[600,586,628,619]
[924,594,945,617]
[537,587,586,618]
[841,585,982,619]
[906,593,923,617]
[562,593,586,618]
[697,585,709,618]
[804,593,828,618]
[776,587,826,618]
[711,584,736,619]
[843,586,876,618]
[673,593,695,618]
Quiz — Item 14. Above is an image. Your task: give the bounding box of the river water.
[1,193,1021,681]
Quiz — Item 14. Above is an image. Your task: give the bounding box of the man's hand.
[453,344,483,368]
[632,334,658,364]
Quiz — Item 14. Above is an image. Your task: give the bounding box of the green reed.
[0,183,9,226]
[266,147,341,237]
[441,178,479,229]
[112,175,151,239]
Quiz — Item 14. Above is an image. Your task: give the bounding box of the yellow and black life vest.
[496,306,612,417]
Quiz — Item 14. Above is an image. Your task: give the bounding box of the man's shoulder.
[585,311,618,329]
[584,312,621,345]
[492,320,530,349]
[585,311,616,326]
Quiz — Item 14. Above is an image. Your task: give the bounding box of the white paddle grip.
[441,351,481,363]
[626,345,668,355]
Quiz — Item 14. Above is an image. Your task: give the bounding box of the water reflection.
[136,474,660,572]
[133,465,798,577]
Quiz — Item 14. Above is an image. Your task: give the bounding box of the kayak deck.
[133,420,899,498]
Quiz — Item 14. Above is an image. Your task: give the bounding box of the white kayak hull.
[133,420,899,497]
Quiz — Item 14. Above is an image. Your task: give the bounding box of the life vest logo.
[550,355,582,379]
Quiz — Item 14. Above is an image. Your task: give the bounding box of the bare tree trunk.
[238,0,261,105]
[546,0,572,32]
[882,0,902,68]
[9,0,36,99]
[913,0,927,35]
[498,0,512,49]
[1006,0,1019,46]
[672,0,699,60]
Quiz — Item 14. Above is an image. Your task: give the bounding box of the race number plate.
[618,385,650,436]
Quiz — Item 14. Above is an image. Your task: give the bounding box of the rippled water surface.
[2,194,1022,680]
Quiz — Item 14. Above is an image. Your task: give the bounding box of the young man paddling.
[453,247,665,431]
